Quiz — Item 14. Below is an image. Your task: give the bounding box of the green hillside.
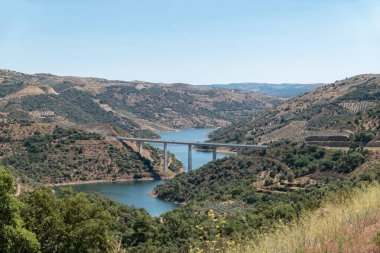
[0,69,277,132]
[2,143,379,252]
[209,75,380,145]
[0,122,181,186]
[149,142,379,252]
[155,142,368,204]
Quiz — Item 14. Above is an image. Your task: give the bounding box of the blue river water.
[59,128,230,216]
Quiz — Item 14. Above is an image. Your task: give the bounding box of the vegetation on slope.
[155,142,367,203]
[241,183,380,253]
[351,104,380,145]
[0,81,25,98]
[96,84,275,129]
[14,90,151,137]
[209,75,380,144]
[1,143,379,252]
[140,143,380,251]
[0,165,153,252]
[0,69,277,131]
[0,122,179,185]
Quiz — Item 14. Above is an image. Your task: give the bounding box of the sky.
[0,0,380,84]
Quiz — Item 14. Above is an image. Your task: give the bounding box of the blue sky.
[0,0,379,84]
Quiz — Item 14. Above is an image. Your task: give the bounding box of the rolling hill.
[209,74,380,146]
[154,142,373,203]
[0,69,278,133]
[0,120,182,186]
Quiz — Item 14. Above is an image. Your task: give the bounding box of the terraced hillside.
[209,74,380,145]
[0,69,277,132]
[0,121,182,186]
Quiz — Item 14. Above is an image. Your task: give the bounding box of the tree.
[0,166,40,253]
[20,187,66,253]
[353,131,374,144]
[20,188,115,253]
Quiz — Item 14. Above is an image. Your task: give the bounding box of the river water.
[60,128,230,216]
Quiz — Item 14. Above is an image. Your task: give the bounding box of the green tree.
[21,188,115,253]
[0,166,40,253]
[20,187,65,253]
[353,131,374,144]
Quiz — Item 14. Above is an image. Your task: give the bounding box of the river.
[59,128,231,216]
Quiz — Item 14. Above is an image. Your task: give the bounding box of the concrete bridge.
[117,137,267,171]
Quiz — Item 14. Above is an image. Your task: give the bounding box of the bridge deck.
[116,137,267,149]
[116,136,267,172]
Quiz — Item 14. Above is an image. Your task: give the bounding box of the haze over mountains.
[202,82,325,97]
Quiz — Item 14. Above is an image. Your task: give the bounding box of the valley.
[2,2,380,252]
[1,71,380,253]
[57,128,231,216]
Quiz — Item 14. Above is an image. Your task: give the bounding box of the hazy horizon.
[1,0,380,84]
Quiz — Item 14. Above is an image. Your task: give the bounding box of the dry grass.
[239,184,380,253]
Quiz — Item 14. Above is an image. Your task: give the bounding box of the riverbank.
[148,189,187,206]
[48,175,178,187]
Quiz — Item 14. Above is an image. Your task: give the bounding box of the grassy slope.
[241,182,380,253]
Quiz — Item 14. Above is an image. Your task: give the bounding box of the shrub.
[374,231,380,248]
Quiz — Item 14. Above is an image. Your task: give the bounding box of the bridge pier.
[138,142,143,155]
[163,143,168,171]
[188,144,192,172]
[117,136,267,173]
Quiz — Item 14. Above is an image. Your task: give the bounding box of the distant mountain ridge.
[202,82,325,97]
